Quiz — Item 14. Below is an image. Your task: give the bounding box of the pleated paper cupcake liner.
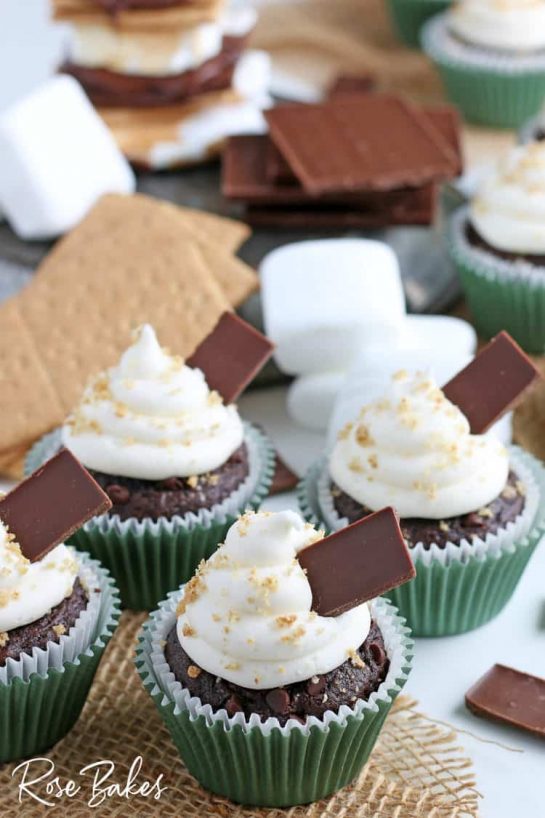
[386,0,450,48]
[422,15,545,127]
[135,591,412,807]
[0,552,120,762]
[26,423,275,612]
[448,207,545,353]
[298,446,545,637]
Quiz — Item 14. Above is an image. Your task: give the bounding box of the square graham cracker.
[0,193,254,458]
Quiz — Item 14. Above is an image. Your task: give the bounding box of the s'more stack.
[52,0,271,169]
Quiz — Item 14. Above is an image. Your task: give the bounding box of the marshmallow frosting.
[470,142,545,255]
[177,511,372,690]
[70,6,257,76]
[62,325,244,481]
[449,0,545,53]
[0,521,79,633]
[329,371,509,520]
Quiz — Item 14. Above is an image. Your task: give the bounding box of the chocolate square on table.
[466,664,545,738]
[0,449,111,563]
[443,331,540,434]
[298,507,415,617]
[265,96,459,195]
[186,311,274,405]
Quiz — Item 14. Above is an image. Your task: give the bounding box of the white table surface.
[239,386,545,818]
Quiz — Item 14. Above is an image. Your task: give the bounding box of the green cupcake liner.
[422,15,545,127]
[0,554,120,762]
[448,210,545,353]
[26,424,275,612]
[298,449,545,637]
[386,0,450,48]
[136,595,412,807]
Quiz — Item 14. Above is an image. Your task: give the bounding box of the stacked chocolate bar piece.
[223,84,462,228]
[53,0,270,169]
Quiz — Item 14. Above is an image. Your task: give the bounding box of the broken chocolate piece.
[186,312,274,405]
[265,96,458,195]
[298,507,415,617]
[270,452,299,496]
[466,663,545,738]
[443,331,540,434]
[0,449,111,562]
[328,73,376,98]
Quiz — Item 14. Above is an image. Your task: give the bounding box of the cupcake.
[448,141,545,353]
[137,510,412,806]
[28,324,274,611]
[0,457,119,762]
[386,0,451,49]
[299,370,545,636]
[422,0,545,128]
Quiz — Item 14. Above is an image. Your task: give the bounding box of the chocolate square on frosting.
[0,449,111,562]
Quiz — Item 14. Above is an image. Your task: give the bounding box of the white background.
[1,2,544,815]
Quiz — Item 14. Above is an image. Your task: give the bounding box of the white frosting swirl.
[449,0,545,52]
[62,324,244,481]
[329,371,509,519]
[177,510,371,689]
[470,142,545,254]
[0,521,79,633]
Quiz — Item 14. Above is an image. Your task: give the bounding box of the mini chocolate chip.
[464,513,487,528]
[225,695,243,716]
[265,688,290,715]
[106,484,130,504]
[306,675,326,696]
[369,642,385,665]
[161,477,185,491]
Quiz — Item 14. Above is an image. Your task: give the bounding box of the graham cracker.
[98,90,242,168]
[52,0,224,31]
[0,193,256,463]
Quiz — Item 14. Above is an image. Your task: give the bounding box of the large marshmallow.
[287,371,346,431]
[286,315,477,434]
[261,239,406,375]
[0,76,135,239]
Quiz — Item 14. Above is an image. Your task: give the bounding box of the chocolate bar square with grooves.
[298,507,415,617]
[442,331,540,434]
[0,449,111,563]
[466,664,545,738]
[186,311,274,405]
[265,96,459,195]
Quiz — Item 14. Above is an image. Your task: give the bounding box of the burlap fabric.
[0,612,480,817]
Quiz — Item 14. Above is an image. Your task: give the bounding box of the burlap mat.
[0,612,480,817]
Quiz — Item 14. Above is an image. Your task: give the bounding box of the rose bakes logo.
[11,755,168,809]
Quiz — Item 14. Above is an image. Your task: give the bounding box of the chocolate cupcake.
[0,455,120,762]
[422,0,545,127]
[28,323,274,610]
[300,369,545,635]
[448,141,545,352]
[137,510,412,806]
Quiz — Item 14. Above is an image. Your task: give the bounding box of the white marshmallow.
[287,371,346,431]
[0,76,135,240]
[260,239,406,376]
